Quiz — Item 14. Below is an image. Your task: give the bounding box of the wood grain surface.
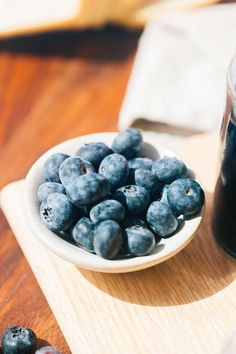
[1,133,236,354]
[0,28,139,353]
[0,1,233,352]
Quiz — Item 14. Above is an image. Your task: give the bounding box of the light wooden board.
[1,133,236,354]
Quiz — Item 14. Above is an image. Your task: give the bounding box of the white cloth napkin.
[119,4,236,136]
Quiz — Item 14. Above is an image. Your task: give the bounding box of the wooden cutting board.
[1,133,236,354]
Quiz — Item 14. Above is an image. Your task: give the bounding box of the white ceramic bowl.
[25,132,204,273]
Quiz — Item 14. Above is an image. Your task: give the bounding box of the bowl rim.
[25,132,204,273]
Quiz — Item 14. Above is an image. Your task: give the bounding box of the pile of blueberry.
[38,128,204,260]
[1,326,60,354]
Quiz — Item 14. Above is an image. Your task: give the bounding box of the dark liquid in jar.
[212,115,236,257]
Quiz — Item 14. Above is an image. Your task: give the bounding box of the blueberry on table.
[112,128,143,159]
[1,326,37,354]
[90,199,125,224]
[167,178,205,216]
[59,156,95,186]
[152,157,187,184]
[113,185,150,216]
[93,220,122,259]
[37,182,65,203]
[71,217,95,252]
[147,201,178,238]
[132,168,162,198]
[128,157,153,170]
[40,193,78,232]
[125,225,155,256]
[43,153,69,183]
[99,153,129,190]
[35,347,61,354]
[76,142,112,170]
[66,173,111,207]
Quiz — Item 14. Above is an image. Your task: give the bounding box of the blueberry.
[43,153,69,183]
[152,157,187,184]
[167,178,205,216]
[128,157,153,170]
[159,184,170,205]
[146,201,178,237]
[59,156,95,187]
[90,199,125,224]
[40,193,78,232]
[1,326,37,354]
[37,182,65,203]
[35,347,61,354]
[76,142,112,170]
[131,168,162,198]
[99,153,128,190]
[71,217,94,252]
[113,185,150,216]
[93,220,122,259]
[66,173,111,207]
[112,128,143,159]
[125,226,155,256]
[120,217,148,255]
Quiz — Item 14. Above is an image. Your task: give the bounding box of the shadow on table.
[0,27,141,61]
[36,338,51,350]
[80,191,236,306]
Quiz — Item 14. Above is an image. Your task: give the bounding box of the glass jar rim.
[228,54,236,99]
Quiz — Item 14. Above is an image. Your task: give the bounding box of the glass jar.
[212,54,236,257]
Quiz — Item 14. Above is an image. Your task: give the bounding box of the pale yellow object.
[2,133,236,354]
[0,0,219,38]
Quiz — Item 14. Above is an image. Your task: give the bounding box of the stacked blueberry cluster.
[37,129,204,260]
[1,326,60,354]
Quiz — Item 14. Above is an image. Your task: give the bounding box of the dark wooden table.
[0,2,233,352]
[0,27,139,353]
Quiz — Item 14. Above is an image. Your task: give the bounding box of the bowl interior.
[25,132,204,273]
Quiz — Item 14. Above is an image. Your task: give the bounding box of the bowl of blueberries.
[25,129,205,273]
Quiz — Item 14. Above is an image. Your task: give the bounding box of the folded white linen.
[119,4,236,135]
